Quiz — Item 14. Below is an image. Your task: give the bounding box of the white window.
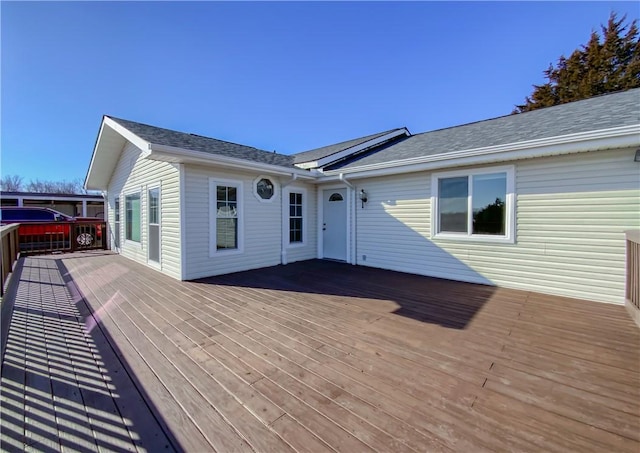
[125,193,141,243]
[252,175,277,202]
[210,179,243,255]
[114,196,121,248]
[431,166,515,243]
[148,187,161,265]
[290,192,303,243]
[283,187,307,247]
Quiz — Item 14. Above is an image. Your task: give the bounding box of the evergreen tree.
[514,13,639,113]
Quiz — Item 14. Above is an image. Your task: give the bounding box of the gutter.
[321,124,640,181]
[148,143,320,180]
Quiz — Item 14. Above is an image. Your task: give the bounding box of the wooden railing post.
[624,230,640,328]
[1,224,21,296]
[70,224,77,252]
[103,222,108,250]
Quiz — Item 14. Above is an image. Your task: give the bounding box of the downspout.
[280,174,298,265]
[282,174,298,188]
[339,173,354,189]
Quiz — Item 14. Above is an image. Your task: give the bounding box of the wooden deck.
[1,251,639,452]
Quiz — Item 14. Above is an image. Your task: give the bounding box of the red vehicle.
[0,207,103,250]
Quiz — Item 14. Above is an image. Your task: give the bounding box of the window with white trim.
[289,192,303,243]
[114,196,121,248]
[252,175,277,202]
[216,185,238,249]
[432,166,514,242]
[210,179,243,255]
[125,193,141,243]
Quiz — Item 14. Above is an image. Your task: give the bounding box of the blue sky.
[2,1,638,185]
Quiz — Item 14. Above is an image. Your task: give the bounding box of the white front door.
[322,188,347,261]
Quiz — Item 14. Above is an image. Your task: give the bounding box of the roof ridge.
[293,127,405,158]
[411,88,640,138]
[106,115,285,156]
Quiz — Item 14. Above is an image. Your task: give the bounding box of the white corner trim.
[179,164,187,280]
[295,128,410,169]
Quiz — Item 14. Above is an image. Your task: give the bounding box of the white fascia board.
[85,117,152,190]
[102,117,152,154]
[295,161,322,170]
[321,125,640,180]
[295,128,410,169]
[82,121,104,190]
[148,143,320,180]
[84,121,108,190]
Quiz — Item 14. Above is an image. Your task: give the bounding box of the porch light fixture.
[635,148,640,162]
[359,189,368,208]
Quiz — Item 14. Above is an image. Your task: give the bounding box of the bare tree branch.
[0,175,24,191]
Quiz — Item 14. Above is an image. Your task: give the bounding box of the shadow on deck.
[197,259,498,330]
[0,255,177,452]
[2,251,639,453]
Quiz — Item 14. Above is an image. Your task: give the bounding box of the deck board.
[2,251,639,452]
[1,256,175,452]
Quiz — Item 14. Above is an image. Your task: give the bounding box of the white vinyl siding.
[183,166,317,279]
[355,147,640,304]
[107,142,181,279]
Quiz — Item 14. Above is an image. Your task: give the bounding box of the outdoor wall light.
[359,189,368,208]
[635,148,640,162]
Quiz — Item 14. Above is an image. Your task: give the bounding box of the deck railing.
[626,230,640,312]
[17,221,108,255]
[1,224,20,296]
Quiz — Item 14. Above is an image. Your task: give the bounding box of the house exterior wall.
[107,142,182,279]
[183,165,317,280]
[353,147,640,304]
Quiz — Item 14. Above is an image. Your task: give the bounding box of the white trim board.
[295,128,410,169]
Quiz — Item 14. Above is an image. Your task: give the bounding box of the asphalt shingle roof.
[331,88,640,170]
[292,128,405,164]
[108,116,296,168]
[108,89,639,173]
